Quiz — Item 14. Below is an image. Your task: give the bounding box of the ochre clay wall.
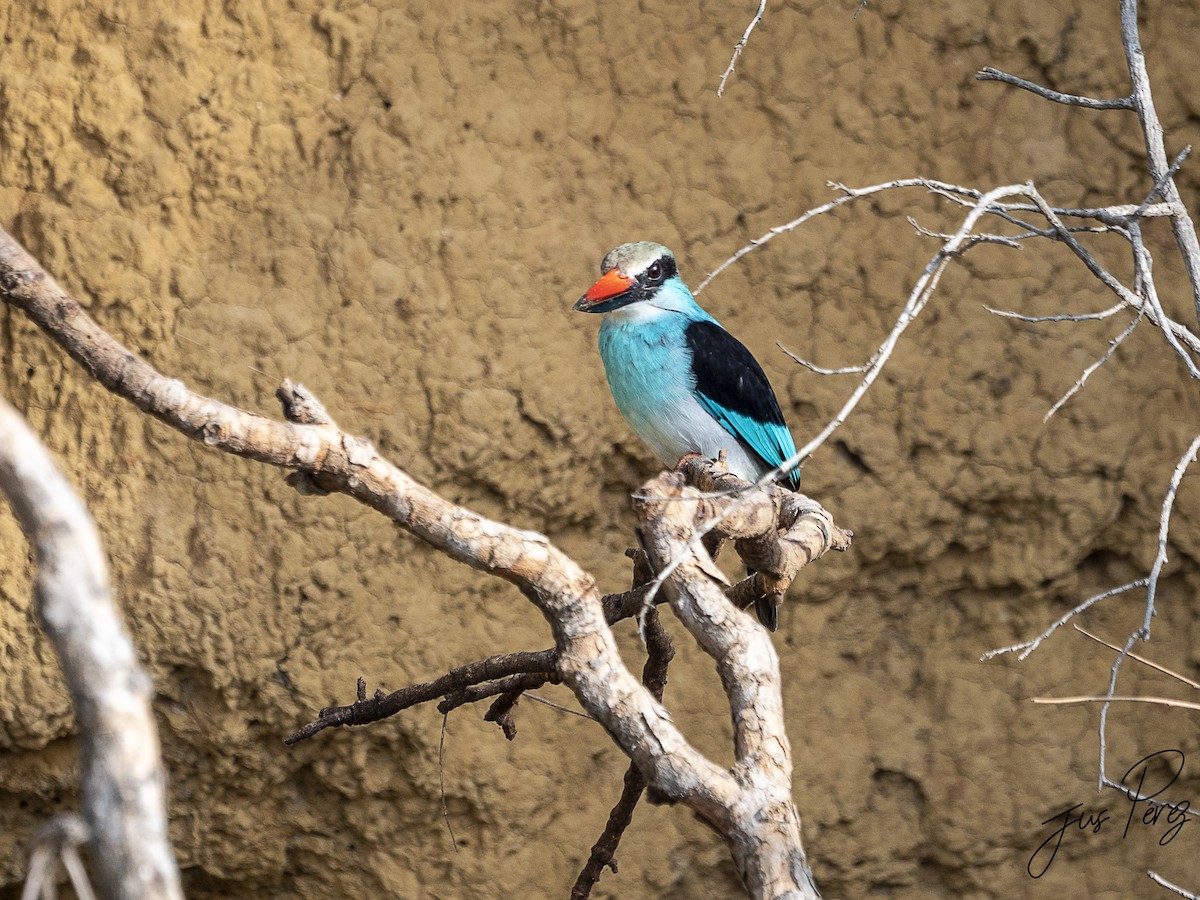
[2,1,1199,896]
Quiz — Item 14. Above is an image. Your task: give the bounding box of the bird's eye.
[646,261,663,281]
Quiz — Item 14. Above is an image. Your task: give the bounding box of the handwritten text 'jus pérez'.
[1028,749,1191,878]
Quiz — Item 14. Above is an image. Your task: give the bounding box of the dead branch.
[975,66,1134,110]
[286,456,845,745]
[717,0,767,97]
[0,225,846,899]
[1119,0,1200,320]
[0,400,182,900]
[634,470,822,898]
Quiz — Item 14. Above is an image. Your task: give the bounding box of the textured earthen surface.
[2,1,1200,896]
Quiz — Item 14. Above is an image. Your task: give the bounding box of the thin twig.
[976,66,1134,110]
[985,303,1125,323]
[1141,430,1200,637]
[286,649,558,744]
[981,579,1149,661]
[1120,0,1200,322]
[776,342,867,374]
[524,692,596,721]
[1043,309,1144,422]
[1130,145,1192,221]
[1031,695,1200,711]
[717,0,767,97]
[908,214,1024,247]
[439,713,458,853]
[1148,870,1200,900]
[1097,630,1140,792]
[1073,624,1200,688]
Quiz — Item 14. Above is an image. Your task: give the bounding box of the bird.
[573,240,800,630]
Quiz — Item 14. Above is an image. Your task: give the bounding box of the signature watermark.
[1028,749,1192,878]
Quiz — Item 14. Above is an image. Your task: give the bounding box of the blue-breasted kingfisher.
[574,241,801,630]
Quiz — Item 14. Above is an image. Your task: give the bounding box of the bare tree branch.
[1074,625,1200,688]
[1149,870,1200,900]
[717,0,767,97]
[0,225,841,899]
[0,400,182,900]
[1120,0,1200,321]
[634,471,819,898]
[975,66,1134,110]
[1043,308,1144,422]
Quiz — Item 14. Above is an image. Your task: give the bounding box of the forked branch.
[0,225,844,899]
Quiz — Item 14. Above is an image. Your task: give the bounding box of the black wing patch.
[684,320,801,489]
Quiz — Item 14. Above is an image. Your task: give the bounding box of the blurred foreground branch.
[0,400,182,900]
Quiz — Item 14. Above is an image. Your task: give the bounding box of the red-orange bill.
[585,268,633,301]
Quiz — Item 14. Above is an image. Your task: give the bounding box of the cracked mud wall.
[2,0,1200,897]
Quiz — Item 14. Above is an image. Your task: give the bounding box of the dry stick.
[1031,695,1200,711]
[985,303,1125,323]
[0,401,182,900]
[286,650,558,744]
[776,342,867,375]
[1141,430,1200,637]
[439,672,560,716]
[1149,871,1200,900]
[975,66,1134,110]
[981,579,1149,662]
[1043,308,1144,422]
[717,0,766,97]
[1073,624,1200,688]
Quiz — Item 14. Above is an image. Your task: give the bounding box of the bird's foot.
[673,452,703,473]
